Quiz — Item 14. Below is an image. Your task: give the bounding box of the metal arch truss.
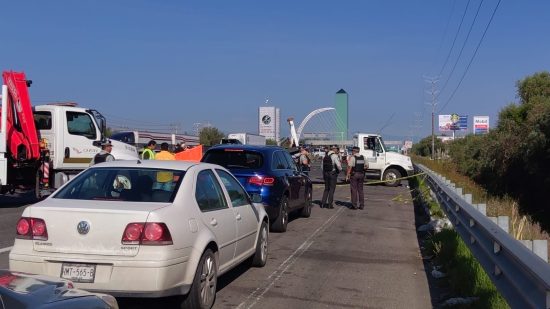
[296,107,335,142]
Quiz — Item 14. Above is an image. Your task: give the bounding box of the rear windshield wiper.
[227,164,250,169]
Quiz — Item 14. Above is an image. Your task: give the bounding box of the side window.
[271,152,287,170]
[374,138,384,153]
[66,111,97,139]
[195,170,228,212]
[216,169,249,207]
[282,151,298,171]
[34,111,52,130]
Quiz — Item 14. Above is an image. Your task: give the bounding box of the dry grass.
[413,156,549,241]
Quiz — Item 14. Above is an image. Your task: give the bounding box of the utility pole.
[424,76,439,160]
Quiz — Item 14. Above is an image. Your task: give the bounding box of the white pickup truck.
[353,133,414,186]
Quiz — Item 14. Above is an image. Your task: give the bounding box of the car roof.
[208,144,284,153]
[89,159,204,171]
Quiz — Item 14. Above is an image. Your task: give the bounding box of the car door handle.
[210,219,218,226]
[236,214,242,221]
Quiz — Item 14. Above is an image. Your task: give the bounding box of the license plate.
[60,263,96,283]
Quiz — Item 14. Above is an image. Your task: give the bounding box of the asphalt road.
[0,170,433,308]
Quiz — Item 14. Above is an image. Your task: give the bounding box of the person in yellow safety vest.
[153,142,175,191]
[141,140,157,160]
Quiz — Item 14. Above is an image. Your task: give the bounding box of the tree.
[199,127,225,146]
[411,135,446,157]
[266,138,277,145]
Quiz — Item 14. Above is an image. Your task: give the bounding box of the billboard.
[439,114,468,132]
[473,116,489,135]
[259,106,279,141]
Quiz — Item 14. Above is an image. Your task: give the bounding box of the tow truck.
[0,71,138,198]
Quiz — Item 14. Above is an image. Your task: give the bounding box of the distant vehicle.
[202,145,313,232]
[110,130,199,151]
[9,160,269,309]
[225,133,266,145]
[0,270,118,309]
[220,138,243,145]
[353,133,413,186]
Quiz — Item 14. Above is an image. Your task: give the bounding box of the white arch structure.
[296,107,335,142]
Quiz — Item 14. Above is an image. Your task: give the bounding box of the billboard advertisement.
[473,116,489,135]
[259,106,279,140]
[439,114,468,132]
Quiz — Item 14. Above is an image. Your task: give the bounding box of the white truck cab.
[353,133,414,186]
[34,104,139,189]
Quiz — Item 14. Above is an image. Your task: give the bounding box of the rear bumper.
[9,252,191,297]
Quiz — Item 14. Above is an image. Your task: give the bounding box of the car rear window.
[53,167,185,203]
[202,149,263,169]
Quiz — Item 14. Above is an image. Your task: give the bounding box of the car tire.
[271,196,288,233]
[383,168,401,187]
[251,221,268,267]
[300,189,312,218]
[181,249,217,309]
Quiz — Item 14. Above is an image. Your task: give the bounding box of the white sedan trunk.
[28,199,167,257]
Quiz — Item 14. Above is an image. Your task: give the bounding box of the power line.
[437,0,472,77]
[438,0,502,113]
[432,0,457,72]
[439,0,485,95]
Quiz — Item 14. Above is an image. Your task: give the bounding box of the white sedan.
[9,160,269,309]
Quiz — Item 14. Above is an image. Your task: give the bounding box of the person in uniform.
[141,140,157,160]
[346,146,367,210]
[90,140,115,166]
[153,142,175,191]
[320,145,342,209]
[298,146,311,176]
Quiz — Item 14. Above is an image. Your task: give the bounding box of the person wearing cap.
[346,146,367,210]
[298,146,311,176]
[90,140,115,166]
[141,140,157,160]
[320,145,342,209]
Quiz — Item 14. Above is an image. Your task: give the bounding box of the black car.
[202,145,313,232]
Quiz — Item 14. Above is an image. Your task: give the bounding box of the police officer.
[90,140,115,166]
[141,140,157,160]
[320,145,342,209]
[346,146,367,210]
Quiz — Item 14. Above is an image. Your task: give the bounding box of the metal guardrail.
[415,164,550,309]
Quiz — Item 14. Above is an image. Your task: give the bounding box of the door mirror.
[250,193,262,203]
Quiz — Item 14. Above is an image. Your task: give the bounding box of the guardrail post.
[464,193,472,204]
[533,240,548,262]
[477,203,487,216]
[497,216,509,234]
[456,187,463,195]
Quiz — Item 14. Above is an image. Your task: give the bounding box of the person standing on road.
[154,142,175,191]
[298,146,311,176]
[142,140,157,160]
[346,146,367,210]
[90,140,115,166]
[320,145,342,209]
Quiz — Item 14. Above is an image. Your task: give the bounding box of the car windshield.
[53,167,185,203]
[202,149,263,169]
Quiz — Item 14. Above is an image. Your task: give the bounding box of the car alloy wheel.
[260,225,268,262]
[200,253,217,307]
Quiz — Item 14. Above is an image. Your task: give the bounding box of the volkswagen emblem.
[77,221,90,235]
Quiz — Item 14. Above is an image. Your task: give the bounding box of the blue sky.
[2,1,549,141]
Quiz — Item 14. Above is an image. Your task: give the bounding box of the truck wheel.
[383,168,401,187]
[271,196,288,233]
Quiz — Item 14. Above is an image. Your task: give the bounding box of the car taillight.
[142,223,172,245]
[248,176,275,186]
[16,217,48,240]
[122,223,173,246]
[122,223,143,244]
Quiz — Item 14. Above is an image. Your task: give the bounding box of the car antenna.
[137,159,142,164]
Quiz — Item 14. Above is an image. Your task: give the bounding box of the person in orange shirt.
[153,143,175,191]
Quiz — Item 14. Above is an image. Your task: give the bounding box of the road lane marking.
[237,206,345,309]
[0,246,13,254]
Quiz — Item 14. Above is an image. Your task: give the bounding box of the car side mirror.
[250,193,262,203]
